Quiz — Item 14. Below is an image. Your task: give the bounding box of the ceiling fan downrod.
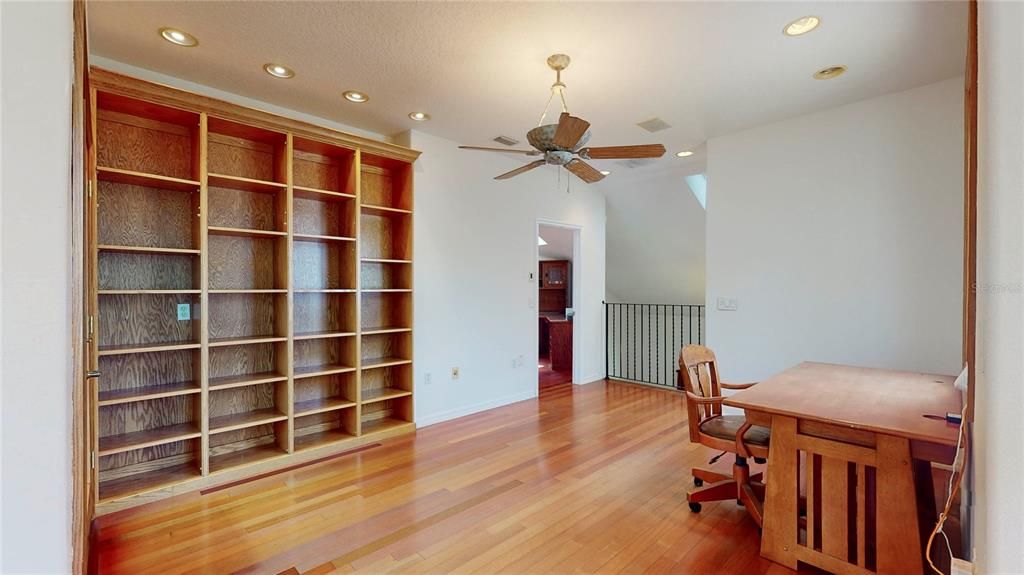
[538,53,571,126]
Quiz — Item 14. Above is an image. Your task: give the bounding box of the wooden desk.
[725,362,961,575]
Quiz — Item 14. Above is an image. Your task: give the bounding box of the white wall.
[604,169,706,304]
[1,1,74,573]
[402,130,606,426]
[973,3,1024,572]
[706,77,964,382]
[538,224,573,261]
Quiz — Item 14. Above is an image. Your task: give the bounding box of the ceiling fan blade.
[553,112,591,149]
[459,145,541,156]
[578,144,667,159]
[565,159,605,184]
[495,159,547,180]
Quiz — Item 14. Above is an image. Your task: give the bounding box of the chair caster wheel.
[693,478,703,487]
[688,502,702,513]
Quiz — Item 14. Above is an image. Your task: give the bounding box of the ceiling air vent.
[636,118,671,133]
[492,135,520,146]
[618,158,658,169]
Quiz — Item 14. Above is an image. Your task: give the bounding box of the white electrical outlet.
[517,354,525,368]
[451,367,460,379]
[424,372,432,385]
[176,303,191,321]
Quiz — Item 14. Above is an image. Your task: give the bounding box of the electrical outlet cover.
[176,303,191,321]
[716,297,738,311]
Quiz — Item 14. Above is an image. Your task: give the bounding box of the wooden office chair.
[679,344,770,526]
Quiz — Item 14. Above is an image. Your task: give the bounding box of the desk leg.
[875,435,925,574]
[761,415,799,569]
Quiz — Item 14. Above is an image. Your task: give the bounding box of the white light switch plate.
[716,297,738,311]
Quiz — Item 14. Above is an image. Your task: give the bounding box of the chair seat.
[699,415,771,446]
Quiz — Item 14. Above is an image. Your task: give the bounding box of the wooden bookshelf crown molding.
[89,67,421,164]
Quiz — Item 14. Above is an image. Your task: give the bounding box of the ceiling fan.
[459,54,666,183]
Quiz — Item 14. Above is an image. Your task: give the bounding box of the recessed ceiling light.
[343,90,369,103]
[263,63,294,79]
[599,170,611,176]
[676,150,694,158]
[408,112,431,121]
[784,16,820,36]
[159,27,198,47]
[813,65,847,80]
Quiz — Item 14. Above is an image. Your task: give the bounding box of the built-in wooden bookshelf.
[86,68,418,513]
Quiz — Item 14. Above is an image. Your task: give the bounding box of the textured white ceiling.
[88,1,966,178]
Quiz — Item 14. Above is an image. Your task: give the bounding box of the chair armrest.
[720,382,758,390]
[684,391,725,405]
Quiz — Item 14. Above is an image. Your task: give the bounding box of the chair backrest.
[678,344,723,439]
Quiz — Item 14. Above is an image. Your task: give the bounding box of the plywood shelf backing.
[87,67,418,513]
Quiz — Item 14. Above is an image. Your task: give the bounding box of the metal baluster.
[626,304,634,380]
[698,305,702,345]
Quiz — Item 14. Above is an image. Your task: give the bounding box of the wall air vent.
[493,135,520,146]
[636,118,672,133]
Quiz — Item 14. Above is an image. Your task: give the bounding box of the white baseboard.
[416,389,538,428]
[575,374,606,385]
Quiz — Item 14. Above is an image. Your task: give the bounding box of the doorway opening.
[537,221,581,390]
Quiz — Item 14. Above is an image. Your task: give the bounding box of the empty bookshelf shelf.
[209,409,288,435]
[362,357,412,370]
[208,173,287,194]
[294,397,357,417]
[98,382,200,406]
[97,166,200,192]
[208,372,288,391]
[361,387,412,404]
[98,423,201,456]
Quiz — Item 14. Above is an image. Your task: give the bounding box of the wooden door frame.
[71,0,91,572]
[536,219,584,386]
[964,0,978,421]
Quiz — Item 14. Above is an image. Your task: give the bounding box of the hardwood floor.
[93,379,792,574]
[538,352,572,388]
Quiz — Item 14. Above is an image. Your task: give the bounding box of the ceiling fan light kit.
[459,53,666,184]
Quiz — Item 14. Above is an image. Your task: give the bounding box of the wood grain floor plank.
[93,380,785,575]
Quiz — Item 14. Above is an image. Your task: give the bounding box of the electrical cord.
[925,403,968,575]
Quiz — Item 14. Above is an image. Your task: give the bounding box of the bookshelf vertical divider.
[87,68,418,513]
[283,133,295,454]
[353,148,364,437]
[198,112,211,476]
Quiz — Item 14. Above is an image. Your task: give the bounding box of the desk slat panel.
[875,435,924,574]
[856,463,867,568]
[821,456,850,561]
[807,453,817,551]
